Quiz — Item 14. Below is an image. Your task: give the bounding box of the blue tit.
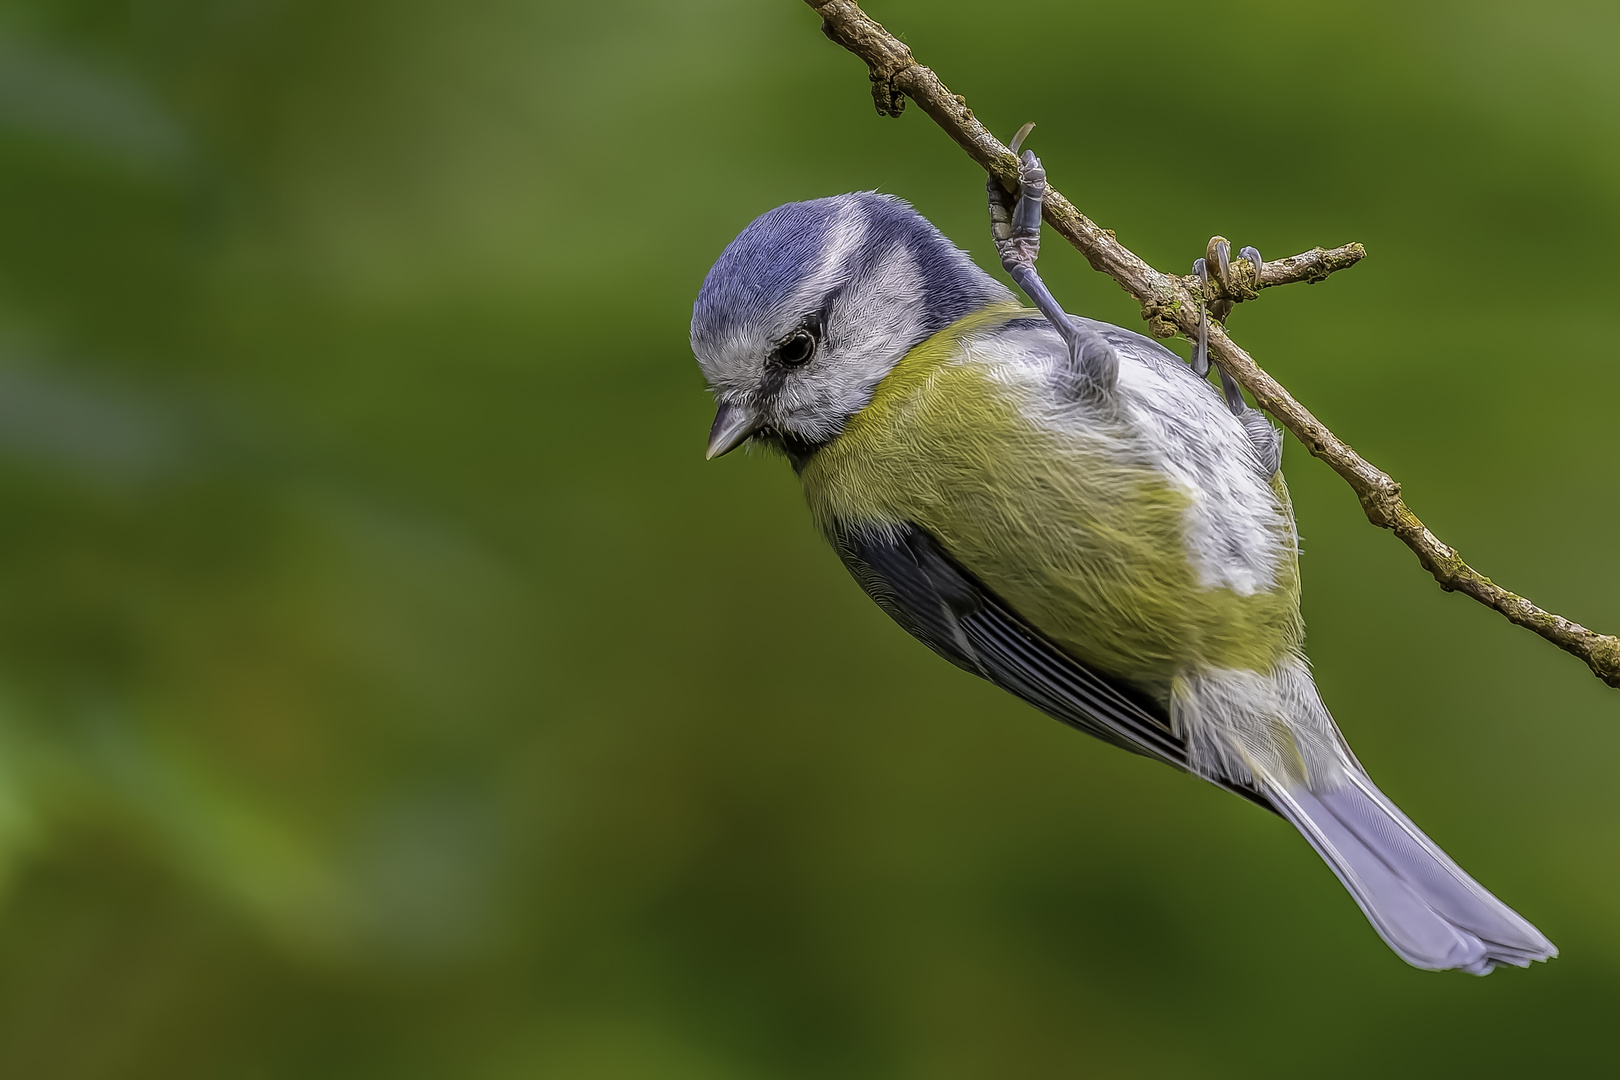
[689,147,1555,975]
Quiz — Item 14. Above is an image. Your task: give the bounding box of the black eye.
[775,328,816,366]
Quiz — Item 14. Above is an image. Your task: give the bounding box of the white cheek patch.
[778,243,928,435]
[830,244,926,380]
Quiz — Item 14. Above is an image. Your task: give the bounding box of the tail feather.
[1267,774,1555,974]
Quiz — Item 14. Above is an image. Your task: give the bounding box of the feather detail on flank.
[801,303,1303,690]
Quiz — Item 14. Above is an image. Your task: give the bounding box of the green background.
[0,0,1615,1075]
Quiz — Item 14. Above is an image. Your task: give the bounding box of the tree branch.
[807,0,1620,689]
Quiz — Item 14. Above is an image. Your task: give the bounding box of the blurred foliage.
[0,0,1614,1075]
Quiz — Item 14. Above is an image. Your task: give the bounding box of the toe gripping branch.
[988,129,1116,398]
[1191,240,1281,475]
[1192,237,1263,418]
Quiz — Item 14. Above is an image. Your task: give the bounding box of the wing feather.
[834,521,1275,813]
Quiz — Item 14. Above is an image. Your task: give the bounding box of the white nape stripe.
[787,201,868,319]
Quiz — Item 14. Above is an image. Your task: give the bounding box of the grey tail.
[1265,771,1556,974]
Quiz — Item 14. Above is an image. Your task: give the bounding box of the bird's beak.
[706,402,763,459]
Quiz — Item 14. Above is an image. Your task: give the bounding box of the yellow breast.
[799,304,1303,691]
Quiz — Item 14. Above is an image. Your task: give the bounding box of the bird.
[688,137,1555,974]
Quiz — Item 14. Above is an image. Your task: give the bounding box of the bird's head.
[691,192,1008,461]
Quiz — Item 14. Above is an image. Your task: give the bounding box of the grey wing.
[834,521,1276,813]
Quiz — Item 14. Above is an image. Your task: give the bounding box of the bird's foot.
[987,125,1116,395]
[1191,237,1263,417]
[987,124,1055,310]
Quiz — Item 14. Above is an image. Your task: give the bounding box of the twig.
[806,0,1620,688]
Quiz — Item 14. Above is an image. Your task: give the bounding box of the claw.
[1239,245,1263,286]
[1206,237,1232,292]
[1191,257,1210,376]
[1214,362,1246,416]
[1009,121,1036,155]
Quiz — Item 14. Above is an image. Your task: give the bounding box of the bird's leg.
[1191,257,1210,376]
[1190,238,1265,417]
[1187,240,1280,471]
[1214,357,1248,416]
[988,127,1116,395]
